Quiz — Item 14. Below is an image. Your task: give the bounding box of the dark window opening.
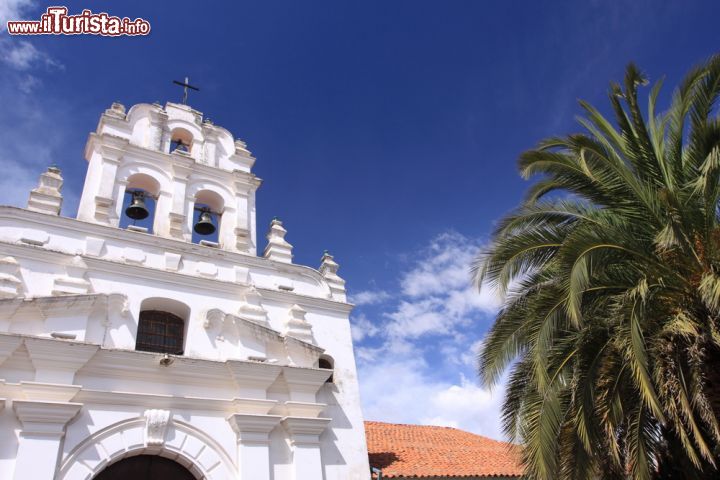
[135,310,185,355]
[319,357,334,383]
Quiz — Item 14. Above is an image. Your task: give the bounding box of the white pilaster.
[233,189,251,253]
[13,400,82,480]
[282,416,331,480]
[227,414,282,480]
[78,134,128,225]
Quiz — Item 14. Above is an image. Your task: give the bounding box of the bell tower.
[76,101,261,254]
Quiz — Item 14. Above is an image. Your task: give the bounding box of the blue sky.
[1,0,719,439]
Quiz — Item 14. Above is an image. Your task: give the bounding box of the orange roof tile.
[365,421,523,478]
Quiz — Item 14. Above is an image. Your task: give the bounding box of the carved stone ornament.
[144,409,171,446]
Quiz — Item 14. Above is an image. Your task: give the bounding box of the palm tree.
[474,55,720,479]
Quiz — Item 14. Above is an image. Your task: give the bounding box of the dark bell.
[125,191,149,220]
[194,209,216,235]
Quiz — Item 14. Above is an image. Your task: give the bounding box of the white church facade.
[0,101,370,479]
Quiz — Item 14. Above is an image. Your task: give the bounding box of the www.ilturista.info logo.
[6,7,151,36]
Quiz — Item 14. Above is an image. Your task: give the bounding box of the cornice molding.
[227,413,283,443]
[0,241,353,313]
[20,381,82,402]
[272,401,326,418]
[13,400,83,436]
[281,416,332,445]
[25,337,99,382]
[71,389,278,415]
[0,207,353,311]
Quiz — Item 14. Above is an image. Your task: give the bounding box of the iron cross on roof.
[172,77,199,105]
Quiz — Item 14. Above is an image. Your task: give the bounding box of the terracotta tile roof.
[365,421,523,478]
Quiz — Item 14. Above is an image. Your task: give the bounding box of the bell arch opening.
[120,173,161,233]
[191,189,224,245]
[169,127,194,154]
[93,455,197,480]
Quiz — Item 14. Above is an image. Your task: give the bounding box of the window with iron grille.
[135,310,185,355]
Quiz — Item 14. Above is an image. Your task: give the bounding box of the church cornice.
[0,207,353,313]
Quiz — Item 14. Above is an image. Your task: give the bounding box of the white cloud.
[358,353,507,440]
[0,1,63,79]
[1,40,40,70]
[378,232,501,342]
[349,289,391,306]
[354,232,509,440]
[400,232,486,297]
[351,313,380,342]
[0,3,75,213]
[0,69,76,213]
[0,37,63,75]
[0,0,35,27]
[422,375,505,440]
